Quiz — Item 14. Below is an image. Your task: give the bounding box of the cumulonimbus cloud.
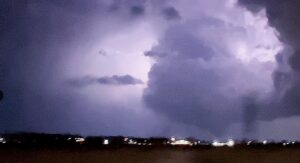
[143,0,282,136]
[1,0,297,139]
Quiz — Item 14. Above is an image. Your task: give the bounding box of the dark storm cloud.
[107,0,148,17]
[239,0,300,119]
[98,75,143,85]
[130,5,145,16]
[68,75,143,87]
[162,6,180,20]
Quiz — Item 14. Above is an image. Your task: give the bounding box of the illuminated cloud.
[238,0,300,119]
[144,0,282,135]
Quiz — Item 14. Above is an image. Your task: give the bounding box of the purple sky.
[0,0,300,140]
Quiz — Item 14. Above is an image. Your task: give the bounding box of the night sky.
[0,0,300,140]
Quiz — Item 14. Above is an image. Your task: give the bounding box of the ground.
[0,147,300,163]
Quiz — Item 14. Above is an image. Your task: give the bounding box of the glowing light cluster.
[103,139,109,145]
[171,137,176,142]
[128,139,137,145]
[75,137,85,143]
[212,140,235,147]
[247,141,252,146]
[212,140,225,147]
[226,139,235,147]
[0,137,6,144]
[283,141,296,146]
[171,139,193,146]
[262,140,267,145]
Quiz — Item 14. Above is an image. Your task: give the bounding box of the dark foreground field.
[1,147,300,163]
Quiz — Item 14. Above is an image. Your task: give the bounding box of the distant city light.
[171,137,176,142]
[247,141,252,146]
[263,140,267,145]
[75,137,85,143]
[103,139,109,145]
[128,139,137,145]
[212,140,225,147]
[226,139,235,147]
[171,139,192,146]
[0,137,6,144]
[1,133,297,148]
